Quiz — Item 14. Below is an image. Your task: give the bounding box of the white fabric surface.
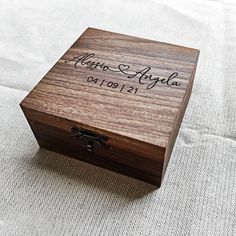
[0,0,236,235]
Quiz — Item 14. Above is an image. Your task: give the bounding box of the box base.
[28,120,162,187]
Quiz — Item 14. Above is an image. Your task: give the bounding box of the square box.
[20,28,199,186]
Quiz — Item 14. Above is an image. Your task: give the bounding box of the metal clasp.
[71,127,111,152]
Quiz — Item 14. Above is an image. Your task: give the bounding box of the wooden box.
[20,28,199,186]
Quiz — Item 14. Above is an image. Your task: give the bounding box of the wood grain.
[20,27,199,186]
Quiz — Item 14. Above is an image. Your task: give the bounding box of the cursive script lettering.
[65,53,181,90]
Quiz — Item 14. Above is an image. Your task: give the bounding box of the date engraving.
[87,76,138,94]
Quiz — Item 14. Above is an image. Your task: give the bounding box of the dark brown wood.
[20,27,199,186]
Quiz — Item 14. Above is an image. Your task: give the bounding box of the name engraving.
[65,52,181,91]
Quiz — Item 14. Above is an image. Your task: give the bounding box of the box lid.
[21,27,199,169]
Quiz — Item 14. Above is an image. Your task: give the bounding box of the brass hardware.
[71,127,111,152]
